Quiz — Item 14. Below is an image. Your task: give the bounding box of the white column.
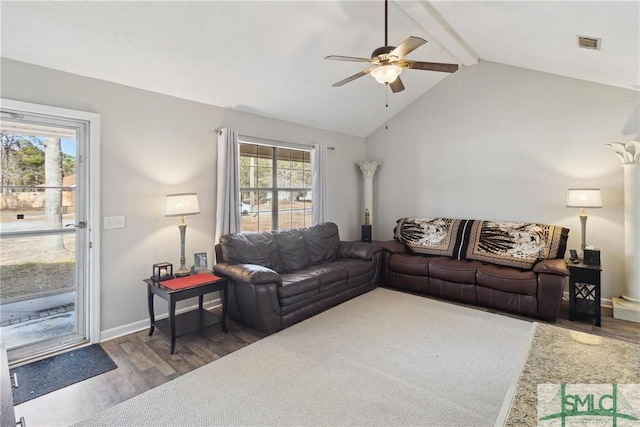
[356,161,381,225]
[608,140,640,323]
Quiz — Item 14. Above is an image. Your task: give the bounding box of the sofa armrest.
[338,241,381,260]
[214,262,282,286]
[533,259,569,276]
[377,239,407,254]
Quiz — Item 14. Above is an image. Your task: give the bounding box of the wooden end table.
[567,260,602,327]
[144,273,228,354]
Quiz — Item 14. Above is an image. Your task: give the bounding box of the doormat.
[10,344,117,405]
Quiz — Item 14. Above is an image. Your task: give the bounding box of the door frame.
[1,98,101,346]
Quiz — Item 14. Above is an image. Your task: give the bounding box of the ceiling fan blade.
[403,60,459,73]
[325,55,376,63]
[389,76,405,93]
[332,67,376,87]
[390,36,427,59]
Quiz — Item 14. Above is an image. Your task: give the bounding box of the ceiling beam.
[396,1,478,67]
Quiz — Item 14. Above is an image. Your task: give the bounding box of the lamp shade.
[165,193,200,217]
[566,188,602,208]
[370,64,402,84]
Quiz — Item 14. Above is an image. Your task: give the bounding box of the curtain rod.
[214,129,335,150]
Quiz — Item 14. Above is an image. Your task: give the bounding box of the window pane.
[258,191,272,210]
[240,158,256,188]
[257,167,272,187]
[276,148,291,169]
[277,168,291,188]
[240,144,273,188]
[240,212,257,232]
[257,157,272,167]
[277,189,292,230]
[291,169,304,187]
[258,211,272,232]
[278,190,311,230]
[239,143,257,157]
[257,145,272,161]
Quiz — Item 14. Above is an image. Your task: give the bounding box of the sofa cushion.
[219,232,284,272]
[429,258,480,284]
[278,273,321,299]
[328,259,373,279]
[297,264,348,286]
[338,241,381,260]
[477,287,538,318]
[394,217,463,257]
[476,264,537,296]
[302,222,341,264]
[276,229,311,271]
[295,264,349,293]
[465,220,569,269]
[388,253,431,276]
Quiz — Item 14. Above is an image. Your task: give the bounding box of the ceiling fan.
[325,0,459,93]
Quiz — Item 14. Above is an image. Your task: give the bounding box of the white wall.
[1,58,365,337]
[365,61,639,301]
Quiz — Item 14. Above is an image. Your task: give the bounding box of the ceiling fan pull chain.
[385,86,389,130]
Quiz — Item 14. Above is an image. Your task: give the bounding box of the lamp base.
[175,265,191,277]
[175,222,190,277]
[612,297,640,323]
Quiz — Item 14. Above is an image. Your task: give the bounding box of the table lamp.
[165,193,200,276]
[566,188,602,252]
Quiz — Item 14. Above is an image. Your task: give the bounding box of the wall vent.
[578,36,601,50]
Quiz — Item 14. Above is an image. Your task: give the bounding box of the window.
[239,141,312,232]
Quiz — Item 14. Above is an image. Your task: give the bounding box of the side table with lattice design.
[567,260,602,327]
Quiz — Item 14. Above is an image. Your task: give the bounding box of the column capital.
[357,161,381,178]
[607,141,640,165]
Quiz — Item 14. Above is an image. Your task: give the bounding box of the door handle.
[66,221,86,229]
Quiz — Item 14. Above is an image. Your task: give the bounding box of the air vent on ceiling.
[577,36,601,50]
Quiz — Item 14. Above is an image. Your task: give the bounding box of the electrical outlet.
[104,216,125,229]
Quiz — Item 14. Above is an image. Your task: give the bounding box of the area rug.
[504,323,640,426]
[11,344,117,405]
[76,288,533,426]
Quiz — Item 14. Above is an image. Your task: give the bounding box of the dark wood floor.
[14,291,640,427]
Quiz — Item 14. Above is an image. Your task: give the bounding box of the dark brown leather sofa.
[379,218,570,321]
[214,222,381,333]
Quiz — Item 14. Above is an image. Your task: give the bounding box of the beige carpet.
[76,288,534,426]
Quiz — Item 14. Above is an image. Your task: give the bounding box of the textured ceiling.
[1,1,638,138]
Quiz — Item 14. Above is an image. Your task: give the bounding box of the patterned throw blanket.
[395,217,569,269]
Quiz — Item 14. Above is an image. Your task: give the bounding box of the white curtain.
[311,143,328,225]
[215,128,241,245]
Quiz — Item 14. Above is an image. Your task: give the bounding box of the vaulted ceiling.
[1,1,638,138]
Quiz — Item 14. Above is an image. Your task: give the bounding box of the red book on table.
[159,273,222,291]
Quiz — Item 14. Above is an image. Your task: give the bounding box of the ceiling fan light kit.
[371,64,402,84]
[325,0,458,93]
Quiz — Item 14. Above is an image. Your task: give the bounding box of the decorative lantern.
[152,262,174,281]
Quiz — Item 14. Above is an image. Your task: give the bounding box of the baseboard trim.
[102,292,612,341]
[100,298,222,342]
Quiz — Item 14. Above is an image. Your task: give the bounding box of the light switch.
[104,216,125,229]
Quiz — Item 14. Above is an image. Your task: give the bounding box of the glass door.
[0,111,90,363]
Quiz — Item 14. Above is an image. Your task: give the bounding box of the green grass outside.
[0,261,75,300]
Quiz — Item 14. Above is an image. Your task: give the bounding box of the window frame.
[238,136,312,232]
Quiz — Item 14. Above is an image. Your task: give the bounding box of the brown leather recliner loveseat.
[214,222,381,333]
[379,217,570,321]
